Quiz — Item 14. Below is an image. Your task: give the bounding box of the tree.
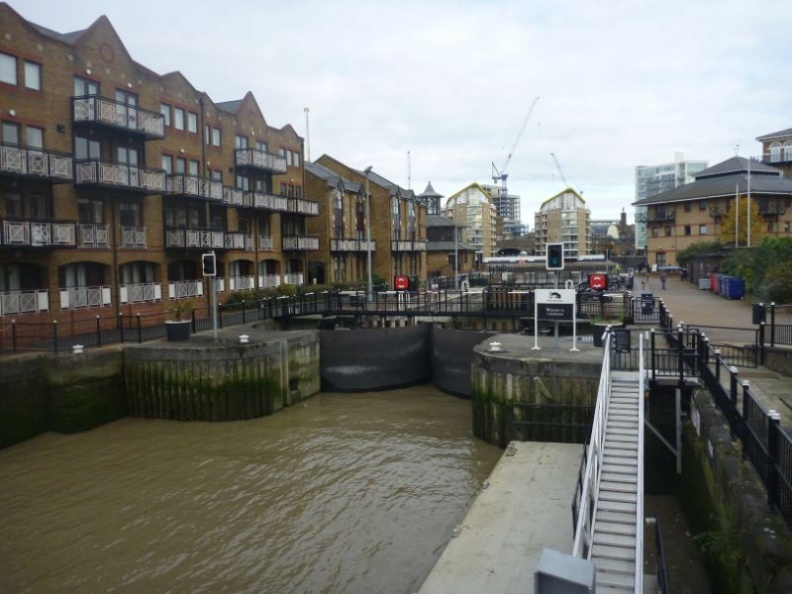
[717,196,764,246]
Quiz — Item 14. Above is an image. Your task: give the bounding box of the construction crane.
[550,152,569,187]
[491,96,540,201]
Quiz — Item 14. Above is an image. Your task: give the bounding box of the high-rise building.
[480,183,524,238]
[634,155,708,252]
[534,188,590,258]
[443,183,499,263]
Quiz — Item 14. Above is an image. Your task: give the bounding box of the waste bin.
[723,277,745,300]
[641,292,654,315]
[614,328,631,353]
[718,275,730,297]
[752,303,766,324]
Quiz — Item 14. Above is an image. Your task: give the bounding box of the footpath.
[641,273,792,430]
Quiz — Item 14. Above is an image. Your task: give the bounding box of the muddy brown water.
[0,387,502,594]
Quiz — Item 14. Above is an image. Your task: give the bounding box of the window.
[2,121,20,145]
[0,52,17,85]
[286,150,292,167]
[120,202,142,226]
[4,193,21,218]
[78,199,103,223]
[235,135,248,149]
[699,200,707,211]
[280,183,287,195]
[684,225,691,235]
[74,76,98,96]
[26,126,44,149]
[161,155,172,174]
[74,136,100,160]
[24,61,41,90]
[211,170,222,181]
[236,175,249,191]
[770,142,781,162]
[785,222,790,234]
[665,227,672,237]
[256,141,267,152]
[187,112,198,133]
[160,103,171,127]
[684,202,691,212]
[278,148,286,159]
[174,107,184,131]
[189,160,199,176]
[176,157,186,174]
[292,150,300,168]
[212,127,221,146]
[699,224,708,234]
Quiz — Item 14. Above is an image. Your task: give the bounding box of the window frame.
[24,60,41,91]
[0,52,17,86]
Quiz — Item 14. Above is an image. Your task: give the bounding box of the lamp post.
[454,220,459,290]
[364,166,373,302]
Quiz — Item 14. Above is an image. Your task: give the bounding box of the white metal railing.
[282,236,319,251]
[74,160,166,192]
[59,285,112,310]
[283,273,304,285]
[121,226,146,249]
[222,187,247,207]
[168,174,223,201]
[234,148,287,174]
[119,282,161,304]
[572,329,613,558]
[290,199,319,215]
[391,239,427,251]
[225,232,253,250]
[635,333,646,593]
[259,274,280,288]
[0,145,74,180]
[184,229,225,249]
[168,280,203,300]
[72,95,165,137]
[258,235,274,251]
[79,223,110,248]
[247,191,289,212]
[229,275,255,291]
[330,238,376,251]
[0,289,49,316]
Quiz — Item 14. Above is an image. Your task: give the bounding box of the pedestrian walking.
[660,272,667,290]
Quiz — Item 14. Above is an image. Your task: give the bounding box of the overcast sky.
[13,0,792,222]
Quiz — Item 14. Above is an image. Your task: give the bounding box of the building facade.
[634,156,708,252]
[313,155,427,287]
[443,183,498,263]
[480,183,523,239]
[633,155,792,267]
[534,188,591,258]
[0,5,316,324]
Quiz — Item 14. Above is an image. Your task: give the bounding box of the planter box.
[165,320,191,342]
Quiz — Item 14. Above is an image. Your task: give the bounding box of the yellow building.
[534,188,591,258]
[443,183,499,264]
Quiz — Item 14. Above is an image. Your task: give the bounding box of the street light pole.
[454,220,459,289]
[364,166,373,302]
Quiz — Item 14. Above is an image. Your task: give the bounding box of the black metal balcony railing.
[234,148,287,174]
[759,203,787,216]
[167,174,223,201]
[0,143,73,181]
[72,95,165,139]
[75,160,166,193]
[709,206,725,218]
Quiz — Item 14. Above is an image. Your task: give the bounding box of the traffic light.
[201,252,216,277]
[546,243,564,270]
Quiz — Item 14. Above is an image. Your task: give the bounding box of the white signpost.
[532,287,578,351]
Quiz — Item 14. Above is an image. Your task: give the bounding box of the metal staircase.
[572,331,646,593]
[591,372,644,592]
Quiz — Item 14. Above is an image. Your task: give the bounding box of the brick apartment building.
[0,4,318,326]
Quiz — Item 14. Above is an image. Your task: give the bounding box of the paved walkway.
[642,273,792,429]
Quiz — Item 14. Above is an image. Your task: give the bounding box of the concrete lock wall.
[124,332,320,422]
[683,389,792,594]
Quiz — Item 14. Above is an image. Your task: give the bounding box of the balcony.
[759,203,787,216]
[222,187,250,208]
[391,240,427,252]
[165,228,225,249]
[330,238,376,252]
[258,235,274,251]
[235,148,287,174]
[0,143,73,182]
[229,276,255,291]
[709,206,725,219]
[259,274,280,288]
[282,236,319,251]
[167,174,224,201]
[2,220,77,247]
[72,95,165,139]
[244,191,289,212]
[647,211,675,224]
[284,272,304,285]
[75,160,166,194]
[121,226,147,249]
[168,280,204,300]
[225,232,253,250]
[0,289,49,316]
[60,285,112,310]
[119,282,161,305]
[79,223,110,249]
[289,198,319,216]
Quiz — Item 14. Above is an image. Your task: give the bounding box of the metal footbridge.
[570,332,649,593]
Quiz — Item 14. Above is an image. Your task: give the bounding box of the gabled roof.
[30,22,85,44]
[539,187,585,210]
[305,161,362,192]
[446,182,495,204]
[419,181,443,199]
[215,99,243,114]
[695,156,780,180]
[756,127,792,142]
